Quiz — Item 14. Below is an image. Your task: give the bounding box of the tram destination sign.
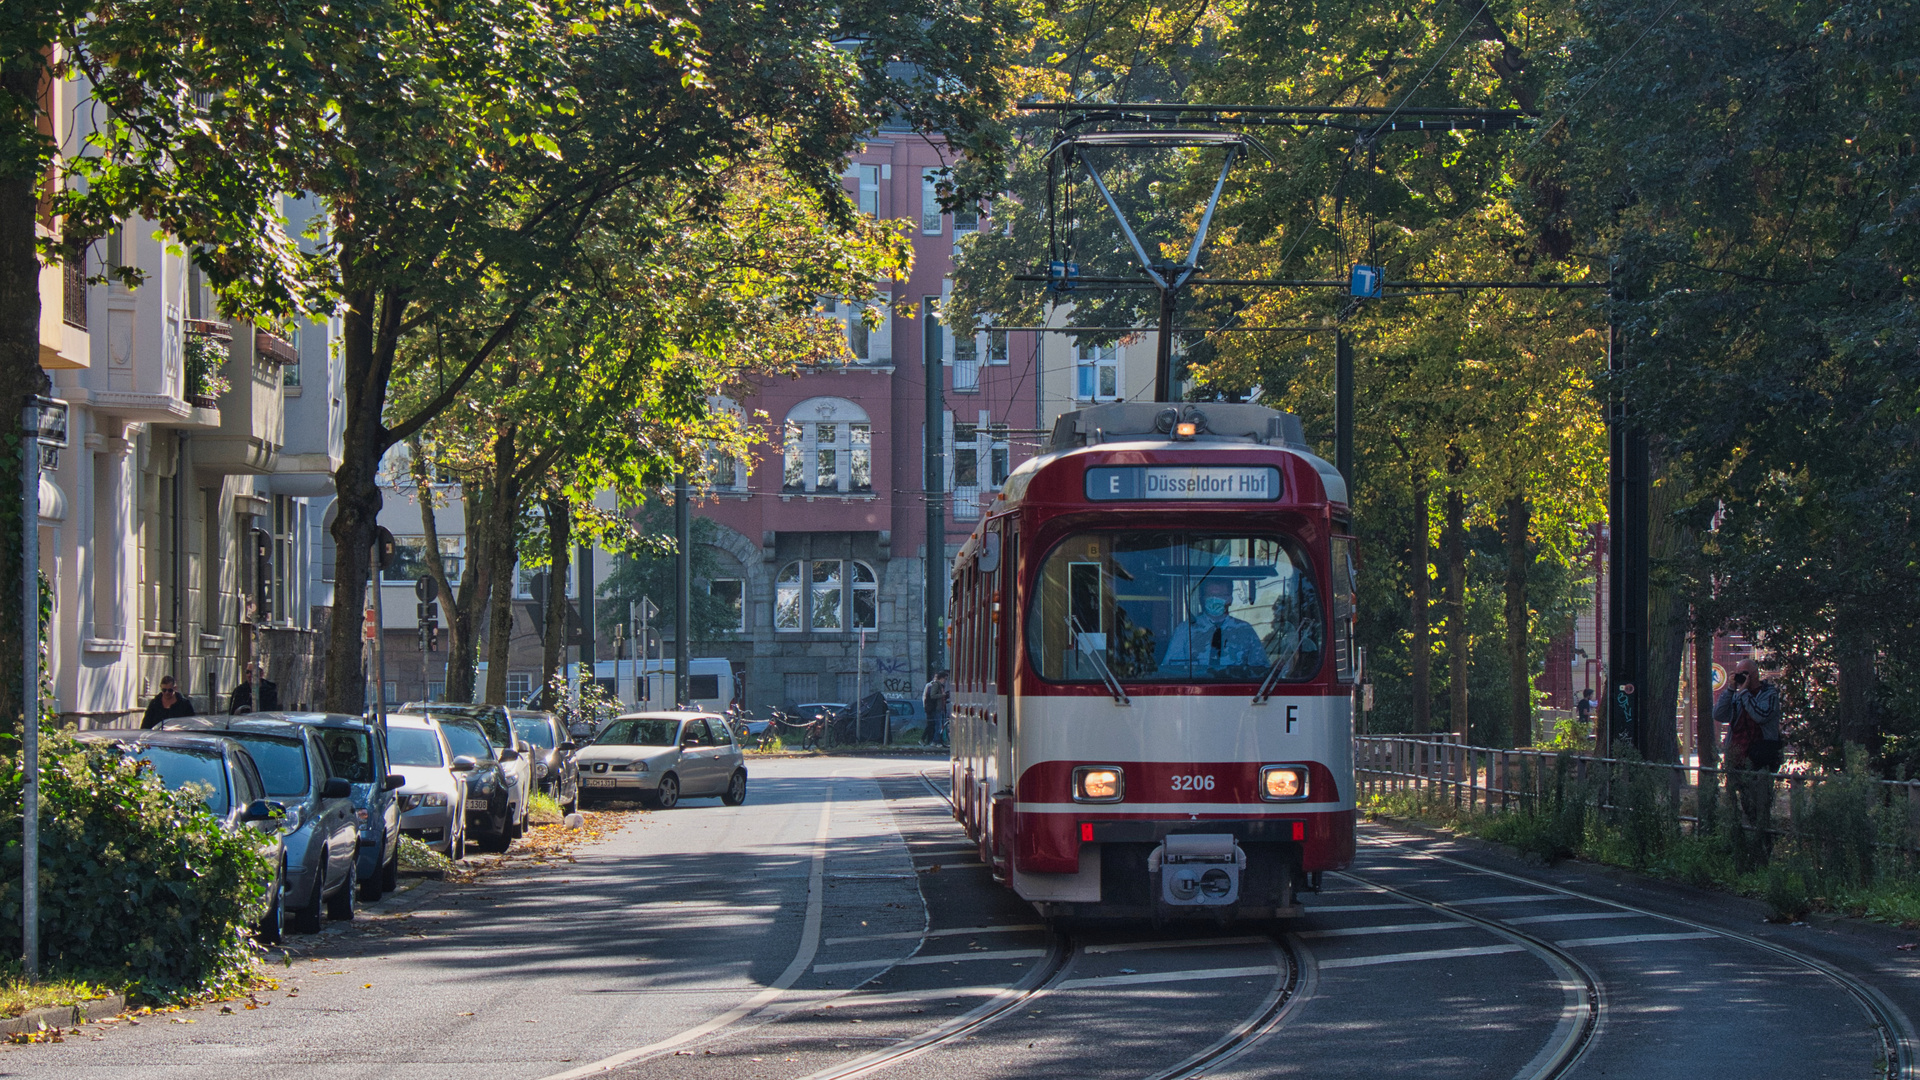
[1085,465,1282,502]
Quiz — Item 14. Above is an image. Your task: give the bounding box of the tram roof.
[986,401,1347,520]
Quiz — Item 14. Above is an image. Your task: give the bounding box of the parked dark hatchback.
[427,716,516,853]
[161,716,361,931]
[508,709,579,814]
[78,729,289,941]
[269,713,405,901]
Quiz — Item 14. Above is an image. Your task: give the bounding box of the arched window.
[774,559,879,633]
[782,398,872,495]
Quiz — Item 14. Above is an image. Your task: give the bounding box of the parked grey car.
[273,712,405,901]
[161,716,360,932]
[79,729,289,941]
[402,703,532,839]
[509,709,579,814]
[576,712,747,810]
[385,714,469,858]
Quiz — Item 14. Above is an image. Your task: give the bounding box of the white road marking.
[1450,894,1576,905]
[1297,921,1474,940]
[1555,932,1717,948]
[823,923,1044,946]
[538,785,838,1080]
[1506,911,1644,926]
[1055,965,1282,990]
[1301,902,1419,912]
[1318,944,1526,969]
[814,948,1047,974]
[1083,936,1270,954]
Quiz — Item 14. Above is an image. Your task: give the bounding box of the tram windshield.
[1027,532,1322,684]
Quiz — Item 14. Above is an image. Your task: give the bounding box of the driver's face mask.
[1203,596,1228,618]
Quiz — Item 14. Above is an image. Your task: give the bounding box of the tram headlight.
[1073,766,1125,803]
[1261,766,1309,801]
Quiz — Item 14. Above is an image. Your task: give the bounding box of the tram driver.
[1163,577,1267,675]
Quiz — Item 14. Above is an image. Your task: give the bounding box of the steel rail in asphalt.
[1362,830,1918,1080]
[1333,866,1603,1080]
[915,769,1311,1080]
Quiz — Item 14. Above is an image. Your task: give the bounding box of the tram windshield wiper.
[1070,617,1131,706]
[1252,638,1303,706]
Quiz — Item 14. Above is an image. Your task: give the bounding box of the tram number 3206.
[1171,775,1217,791]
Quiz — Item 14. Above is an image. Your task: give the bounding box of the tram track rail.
[1360,829,1918,1080]
[911,768,1310,1080]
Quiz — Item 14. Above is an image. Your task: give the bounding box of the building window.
[775,560,878,633]
[781,398,873,495]
[954,422,979,488]
[846,163,881,215]
[705,445,744,490]
[990,423,1011,486]
[283,324,302,388]
[987,329,1009,366]
[952,331,979,393]
[506,672,532,705]
[1075,341,1121,401]
[386,536,463,583]
[427,681,446,701]
[710,578,745,631]
[954,201,980,234]
[822,292,891,362]
[514,561,572,598]
[921,169,944,235]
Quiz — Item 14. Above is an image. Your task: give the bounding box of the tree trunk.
[0,114,46,728]
[482,423,519,705]
[539,496,571,706]
[1504,494,1531,748]
[1410,466,1432,733]
[1641,460,1687,763]
[413,444,482,702]
[1694,608,1717,768]
[443,480,488,703]
[1445,483,1468,740]
[322,289,389,712]
[1835,623,1879,753]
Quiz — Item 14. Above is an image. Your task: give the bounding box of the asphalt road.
[7,754,1919,1080]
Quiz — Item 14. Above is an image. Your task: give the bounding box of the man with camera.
[1714,660,1784,865]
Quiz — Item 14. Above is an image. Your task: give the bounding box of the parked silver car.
[575,712,747,810]
[385,714,469,859]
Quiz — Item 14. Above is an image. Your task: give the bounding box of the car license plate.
[584,778,620,788]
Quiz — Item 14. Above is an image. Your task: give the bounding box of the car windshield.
[418,706,512,749]
[512,718,555,749]
[439,721,493,762]
[227,735,310,798]
[387,727,444,767]
[595,719,681,747]
[317,729,375,783]
[1027,531,1322,684]
[134,747,230,815]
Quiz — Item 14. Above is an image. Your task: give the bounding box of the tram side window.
[1331,536,1358,682]
[1027,532,1323,684]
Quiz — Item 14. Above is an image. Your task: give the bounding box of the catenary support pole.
[1153,287,1178,403]
[577,541,594,695]
[1335,330,1354,493]
[674,472,690,707]
[370,545,387,728]
[1606,278,1648,755]
[925,298,946,679]
[21,401,39,978]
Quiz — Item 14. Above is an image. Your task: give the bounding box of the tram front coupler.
[1148,833,1247,907]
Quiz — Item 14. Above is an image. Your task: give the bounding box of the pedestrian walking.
[228,663,281,714]
[1714,659,1783,867]
[1576,688,1596,727]
[921,671,949,746]
[140,675,195,729]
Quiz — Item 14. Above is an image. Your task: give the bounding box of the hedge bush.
[0,729,271,1000]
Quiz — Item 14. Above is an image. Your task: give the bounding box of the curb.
[0,994,125,1036]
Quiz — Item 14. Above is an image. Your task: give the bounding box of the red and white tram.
[948,401,1358,921]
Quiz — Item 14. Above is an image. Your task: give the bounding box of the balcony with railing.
[36,249,89,370]
[196,320,291,475]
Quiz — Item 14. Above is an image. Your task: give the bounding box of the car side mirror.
[382,773,405,791]
[558,742,577,753]
[241,799,277,823]
[449,756,477,773]
[322,777,352,799]
[680,737,699,749]
[499,748,521,762]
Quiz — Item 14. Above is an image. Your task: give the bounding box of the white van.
[587,658,735,714]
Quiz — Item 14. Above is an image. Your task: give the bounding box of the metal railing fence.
[1354,735,1920,858]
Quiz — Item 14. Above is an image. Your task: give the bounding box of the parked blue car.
[161,716,361,932]
[272,712,405,901]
